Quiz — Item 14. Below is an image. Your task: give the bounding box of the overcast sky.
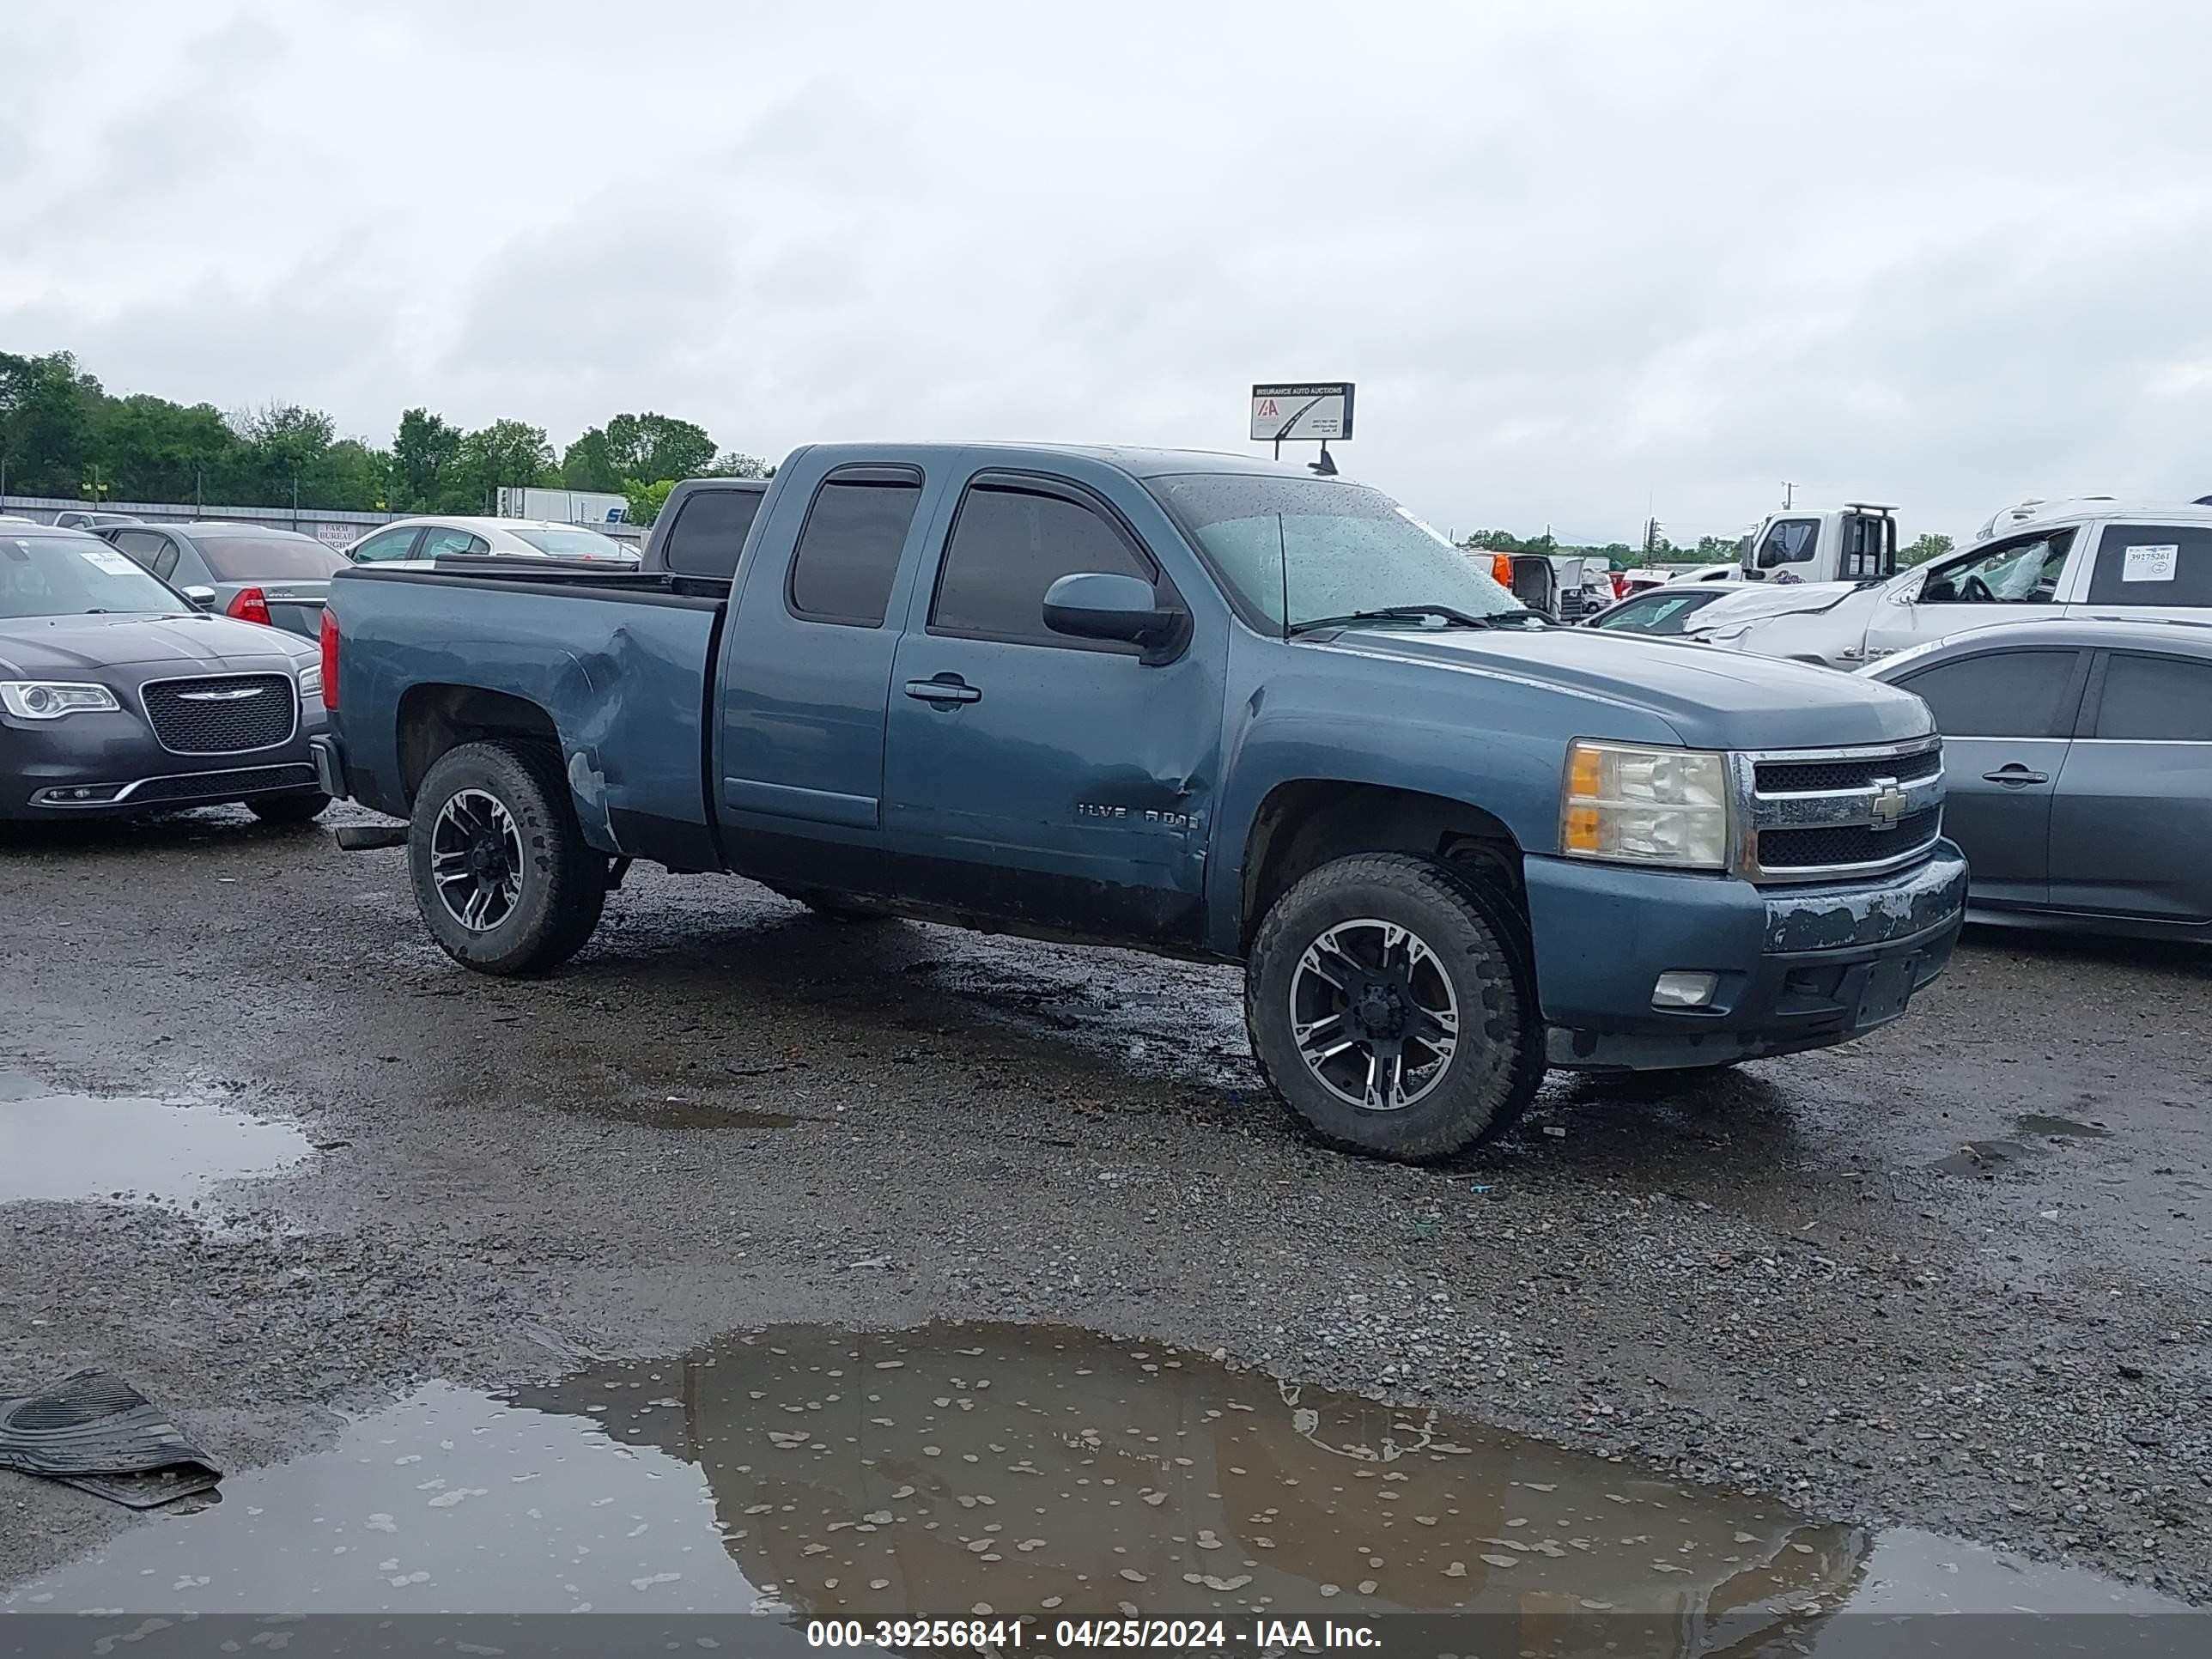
[6,0,2209,543]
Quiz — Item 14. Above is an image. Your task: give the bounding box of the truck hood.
[0,611,313,676]
[1322,624,1933,750]
[1679,580,1870,630]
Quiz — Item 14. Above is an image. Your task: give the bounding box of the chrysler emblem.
[179,686,266,702]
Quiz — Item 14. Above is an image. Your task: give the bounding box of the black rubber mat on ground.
[0,1368,221,1508]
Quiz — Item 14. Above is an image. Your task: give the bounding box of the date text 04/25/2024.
[804,1618,1382,1650]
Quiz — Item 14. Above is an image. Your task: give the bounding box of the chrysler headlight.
[0,681,121,720]
[296,663,323,701]
[1561,739,1731,870]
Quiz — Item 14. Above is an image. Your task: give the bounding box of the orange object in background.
[1490,550,1514,588]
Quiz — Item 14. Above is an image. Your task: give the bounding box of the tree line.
[0,349,766,525]
[1463,525,1955,568]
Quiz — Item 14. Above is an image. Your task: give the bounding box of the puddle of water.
[2017,1114,2112,1139]
[1932,1139,2028,1176]
[0,1076,310,1206]
[7,1324,2191,1637]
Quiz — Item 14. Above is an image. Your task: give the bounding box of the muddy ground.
[2,805,2207,1605]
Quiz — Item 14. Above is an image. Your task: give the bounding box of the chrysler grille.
[141,675,298,755]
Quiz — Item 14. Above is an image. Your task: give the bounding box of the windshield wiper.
[1286,605,1549,636]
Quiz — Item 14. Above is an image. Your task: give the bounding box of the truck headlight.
[0,681,121,720]
[1561,739,1730,871]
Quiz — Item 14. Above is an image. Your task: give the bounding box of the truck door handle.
[1982,765,2048,787]
[905,674,981,705]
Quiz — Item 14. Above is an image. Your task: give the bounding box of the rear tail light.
[319,606,339,710]
[1612,572,1630,599]
[226,586,273,627]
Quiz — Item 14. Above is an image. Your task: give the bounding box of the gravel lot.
[2,805,2208,1603]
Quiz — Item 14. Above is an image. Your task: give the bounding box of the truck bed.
[328,564,727,867]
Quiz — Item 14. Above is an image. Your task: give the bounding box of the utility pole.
[1783,481,1796,509]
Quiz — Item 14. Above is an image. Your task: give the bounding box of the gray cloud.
[5,0,2209,541]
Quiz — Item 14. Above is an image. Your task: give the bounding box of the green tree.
[90,393,236,505]
[701,449,769,479]
[225,404,337,504]
[444,419,556,512]
[1903,532,1954,566]
[308,438,393,512]
[598,412,716,483]
[0,349,100,498]
[391,408,461,512]
[623,478,677,527]
[559,427,621,493]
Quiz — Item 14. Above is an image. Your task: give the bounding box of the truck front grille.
[1739,736,1945,882]
[142,675,298,754]
[1754,748,1942,795]
[1759,808,1942,872]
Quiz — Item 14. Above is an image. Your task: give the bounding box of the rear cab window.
[2085,524,2212,606]
[785,469,924,627]
[661,488,765,580]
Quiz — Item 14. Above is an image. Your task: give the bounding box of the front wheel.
[408,741,605,975]
[1246,853,1544,1161]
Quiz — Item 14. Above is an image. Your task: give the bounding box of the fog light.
[1652,970,1720,1009]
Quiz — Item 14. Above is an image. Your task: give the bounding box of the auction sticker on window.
[2121,543,2178,582]
[79,547,141,576]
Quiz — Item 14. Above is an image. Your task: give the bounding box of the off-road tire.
[409,740,605,975]
[248,791,331,824]
[1246,852,1545,1161]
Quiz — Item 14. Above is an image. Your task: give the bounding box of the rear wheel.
[248,791,330,824]
[1246,853,1544,1161]
[408,741,605,975]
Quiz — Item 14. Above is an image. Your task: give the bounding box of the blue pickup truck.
[313,443,1966,1159]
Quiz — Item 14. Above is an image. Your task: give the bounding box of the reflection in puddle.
[0,1076,310,1206]
[5,1325,2189,1639]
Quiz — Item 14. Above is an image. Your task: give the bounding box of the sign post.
[1250,381,1355,471]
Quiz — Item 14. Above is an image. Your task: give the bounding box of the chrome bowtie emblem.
[1869,778,1908,830]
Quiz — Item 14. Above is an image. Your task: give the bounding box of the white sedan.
[343,516,640,570]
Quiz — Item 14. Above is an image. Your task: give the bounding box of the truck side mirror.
[1042,572,1181,647]
[179,585,217,609]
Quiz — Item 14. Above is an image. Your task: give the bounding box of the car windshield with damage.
[0,534,185,619]
[1146,472,1521,633]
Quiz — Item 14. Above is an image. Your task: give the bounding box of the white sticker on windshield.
[2120,544,2178,582]
[79,548,140,577]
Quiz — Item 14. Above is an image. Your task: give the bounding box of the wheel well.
[397,684,560,805]
[1240,781,1524,950]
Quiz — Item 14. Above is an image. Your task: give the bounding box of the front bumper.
[3,705,326,820]
[1525,844,1966,1071]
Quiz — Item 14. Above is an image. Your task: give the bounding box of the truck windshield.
[1,534,185,617]
[1146,473,1518,633]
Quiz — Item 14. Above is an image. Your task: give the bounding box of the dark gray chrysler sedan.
[1,527,330,823]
